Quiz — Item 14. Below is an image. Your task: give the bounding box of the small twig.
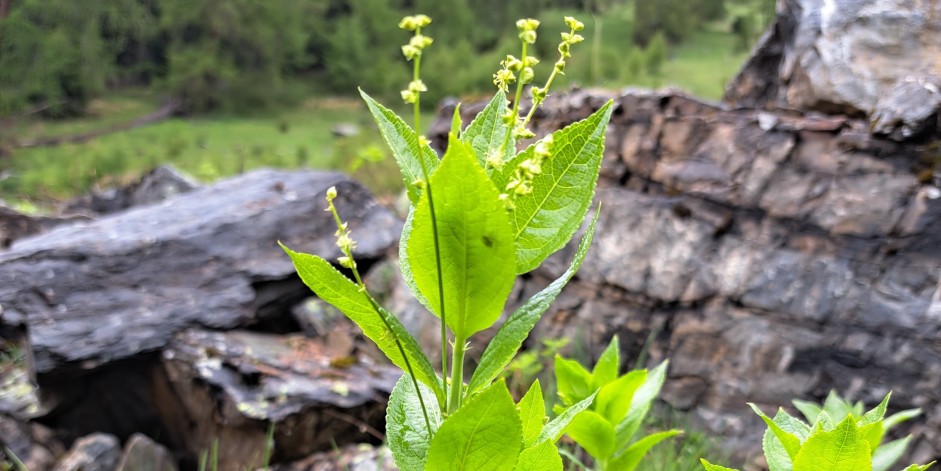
[322,409,385,442]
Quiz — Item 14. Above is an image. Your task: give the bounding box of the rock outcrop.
[726,0,941,141]
[0,169,403,466]
[432,87,941,465]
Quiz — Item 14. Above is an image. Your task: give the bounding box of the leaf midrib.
[515,133,596,241]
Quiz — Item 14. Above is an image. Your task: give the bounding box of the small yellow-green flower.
[564,16,585,31]
[493,68,516,93]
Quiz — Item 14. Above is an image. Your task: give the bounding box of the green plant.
[700,393,935,471]
[553,336,680,470]
[505,337,570,398]
[283,13,614,470]
[791,390,923,471]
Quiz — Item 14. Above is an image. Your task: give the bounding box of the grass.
[654,29,751,100]
[1,95,417,208]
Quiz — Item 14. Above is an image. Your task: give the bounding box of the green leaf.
[425,381,522,471]
[860,422,885,458]
[537,392,598,444]
[513,439,563,471]
[509,100,613,274]
[387,374,442,471]
[822,390,857,422]
[565,410,616,461]
[883,409,921,432]
[467,209,599,395]
[762,408,811,471]
[859,393,891,426]
[872,437,912,471]
[814,411,835,432]
[592,336,620,390]
[792,399,823,424]
[792,415,872,471]
[596,370,646,426]
[461,91,512,170]
[898,462,935,471]
[398,209,432,312]
[751,404,803,462]
[554,356,593,406]
[451,103,463,139]
[281,246,443,404]
[360,89,439,203]
[407,135,516,339]
[519,380,546,448]
[608,429,683,471]
[614,361,668,450]
[700,459,742,471]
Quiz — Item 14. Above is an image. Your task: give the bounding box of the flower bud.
[519,30,537,44]
[530,86,547,102]
[503,55,523,71]
[523,56,539,67]
[415,14,432,27]
[516,18,540,32]
[519,67,534,84]
[564,16,585,31]
[408,80,428,93]
[325,186,338,202]
[401,44,421,60]
[514,127,536,139]
[410,34,433,49]
[398,16,418,31]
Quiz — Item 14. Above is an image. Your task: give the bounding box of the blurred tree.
[646,32,667,76]
[159,0,314,113]
[634,0,694,45]
[0,0,154,117]
[322,0,408,100]
[634,0,727,45]
[623,47,646,82]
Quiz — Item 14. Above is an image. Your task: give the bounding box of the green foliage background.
[0,0,773,116]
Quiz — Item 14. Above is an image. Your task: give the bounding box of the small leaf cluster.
[554,337,680,471]
[791,391,924,471]
[701,393,935,471]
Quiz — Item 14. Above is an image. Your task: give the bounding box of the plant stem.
[327,205,434,434]
[448,333,467,413]
[411,29,450,413]
[501,40,529,154]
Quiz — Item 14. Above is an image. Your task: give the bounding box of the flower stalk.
[400,15,452,414]
[324,186,433,433]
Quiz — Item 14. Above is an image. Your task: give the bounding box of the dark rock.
[0,169,401,444]
[0,169,401,375]
[433,87,941,464]
[870,78,941,142]
[0,205,88,249]
[273,444,395,471]
[116,433,178,471]
[52,433,120,471]
[61,165,200,216]
[155,329,397,468]
[726,0,941,130]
